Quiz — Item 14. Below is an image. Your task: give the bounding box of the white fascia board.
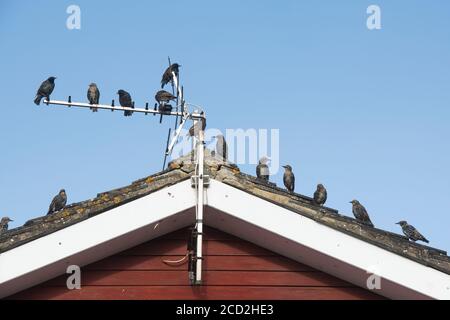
[205,179,450,300]
[0,180,196,298]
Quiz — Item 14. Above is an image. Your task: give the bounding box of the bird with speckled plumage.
[214,134,227,161]
[282,165,295,193]
[396,220,429,243]
[87,83,100,112]
[256,157,270,182]
[313,184,327,206]
[47,189,67,215]
[0,217,13,234]
[350,200,374,227]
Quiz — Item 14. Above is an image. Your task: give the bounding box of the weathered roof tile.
[1,150,449,275]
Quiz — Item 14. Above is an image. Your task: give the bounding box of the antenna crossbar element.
[43,99,186,117]
[42,99,206,121]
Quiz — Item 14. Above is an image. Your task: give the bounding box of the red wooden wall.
[9,227,382,300]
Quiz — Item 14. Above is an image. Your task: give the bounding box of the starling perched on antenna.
[350,200,374,227]
[396,221,429,243]
[87,83,100,112]
[256,157,270,182]
[117,90,134,116]
[161,63,181,89]
[47,189,67,215]
[34,77,56,105]
[0,217,13,234]
[187,112,206,137]
[155,90,177,104]
[283,165,295,193]
[313,184,327,206]
[214,134,227,161]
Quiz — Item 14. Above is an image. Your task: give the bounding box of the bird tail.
[34,95,42,105]
[423,238,430,243]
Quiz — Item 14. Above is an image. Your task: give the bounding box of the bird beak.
[349,201,352,204]
[395,222,400,224]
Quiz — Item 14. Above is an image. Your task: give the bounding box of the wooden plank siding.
[9,227,383,300]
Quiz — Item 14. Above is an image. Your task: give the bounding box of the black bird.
[0,217,13,233]
[47,189,67,215]
[256,157,270,182]
[187,115,206,138]
[214,134,228,161]
[350,200,374,227]
[117,90,134,116]
[161,63,181,89]
[155,90,177,105]
[87,83,100,112]
[396,221,429,243]
[34,76,56,105]
[313,184,327,206]
[283,165,295,193]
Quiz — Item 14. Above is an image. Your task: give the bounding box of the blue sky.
[1,1,449,251]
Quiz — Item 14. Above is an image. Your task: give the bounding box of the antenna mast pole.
[194,120,205,285]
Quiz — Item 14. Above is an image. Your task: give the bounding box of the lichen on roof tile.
[1,151,449,276]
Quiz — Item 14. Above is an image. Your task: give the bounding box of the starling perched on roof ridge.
[214,134,227,161]
[0,217,13,234]
[313,184,327,206]
[282,165,295,193]
[47,189,67,215]
[396,220,429,243]
[161,63,181,89]
[87,83,100,112]
[117,89,134,116]
[350,200,374,227]
[256,157,270,182]
[34,77,56,105]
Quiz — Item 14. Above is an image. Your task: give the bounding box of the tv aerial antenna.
[41,58,207,285]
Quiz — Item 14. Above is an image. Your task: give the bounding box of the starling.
[87,83,100,112]
[161,63,181,89]
[283,165,295,193]
[350,200,374,227]
[117,90,134,116]
[313,184,327,206]
[0,217,13,233]
[47,189,67,215]
[187,112,207,137]
[396,221,429,243]
[256,157,270,182]
[155,90,177,104]
[34,76,56,105]
[214,134,228,161]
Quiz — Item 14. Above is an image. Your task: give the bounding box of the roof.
[1,150,450,299]
[2,150,449,274]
